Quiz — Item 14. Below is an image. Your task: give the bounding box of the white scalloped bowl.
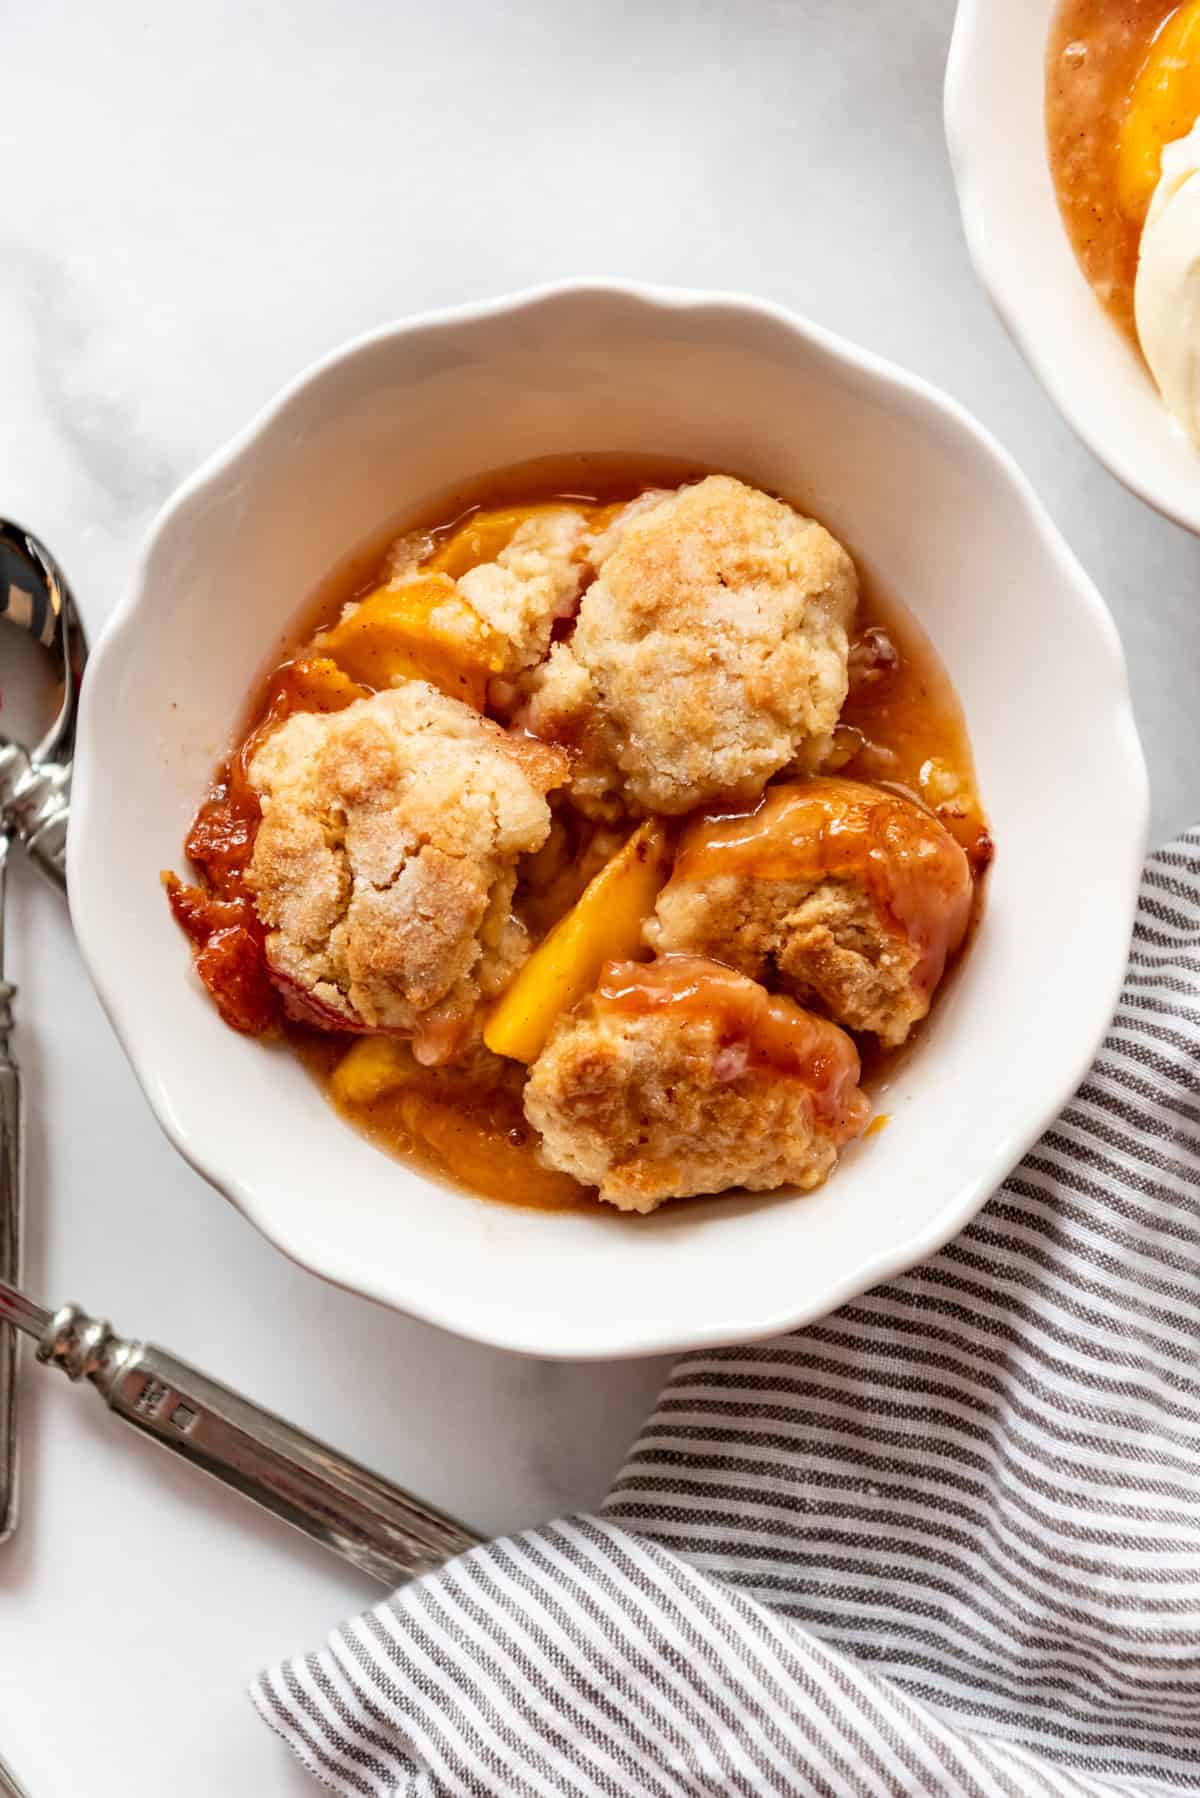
[68,281,1147,1360]
[947,0,1200,534]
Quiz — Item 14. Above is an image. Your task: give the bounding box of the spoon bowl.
[0,521,88,889]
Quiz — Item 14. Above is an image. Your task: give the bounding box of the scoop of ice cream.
[1135,116,1200,445]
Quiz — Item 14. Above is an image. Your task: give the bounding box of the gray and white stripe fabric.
[252,831,1200,1796]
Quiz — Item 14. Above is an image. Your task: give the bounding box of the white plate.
[68,280,1148,1360]
[947,0,1200,534]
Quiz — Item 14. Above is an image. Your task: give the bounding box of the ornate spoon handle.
[0,835,19,1547]
[0,1284,479,1585]
[0,744,70,892]
[0,1054,19,1547]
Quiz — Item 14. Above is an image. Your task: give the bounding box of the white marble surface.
[1,0,1198,1790]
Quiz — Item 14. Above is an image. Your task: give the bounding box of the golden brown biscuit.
[651,778,974,1047]
[245,682,566,1060]
[457,507,589,673]
[524,476,858,817]
[524,955,869,1210]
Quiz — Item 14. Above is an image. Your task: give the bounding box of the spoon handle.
[0,1063,18,1546]
[1,756,69,893]
[0,839,19,1544]
[0,1748,30,1798]
[32,1302,480,1585]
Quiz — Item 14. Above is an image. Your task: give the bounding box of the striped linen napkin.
[252,831,1200,1796]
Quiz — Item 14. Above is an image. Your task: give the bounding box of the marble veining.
[8,241,184,521]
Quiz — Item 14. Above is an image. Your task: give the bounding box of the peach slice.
[329,1037,421,1107]
[426,506,555,580]
[484,820,671,1064]
[315,573,507,709]
[1119,0,1200,219]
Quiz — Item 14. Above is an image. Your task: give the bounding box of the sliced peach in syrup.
[1118,0,1200,220]
[484,820,671,1064]
[315,574,506,710]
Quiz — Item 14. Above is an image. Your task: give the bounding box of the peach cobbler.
[166,457,992,1214]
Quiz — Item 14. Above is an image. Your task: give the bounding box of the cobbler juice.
[167,456,988,1208]
[1047,0,1190,340]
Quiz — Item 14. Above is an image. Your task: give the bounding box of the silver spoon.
[0,520,87,1541]
[0,824,17,1546]
[0,1273,479,1583]
[0,519,86,890]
